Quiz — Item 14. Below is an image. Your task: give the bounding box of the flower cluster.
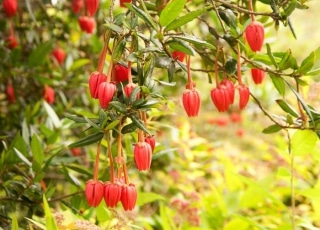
[71,0,98,34]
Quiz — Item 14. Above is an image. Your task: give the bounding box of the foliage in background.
[1,0,320,229]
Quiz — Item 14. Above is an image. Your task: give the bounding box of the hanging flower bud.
[43,85,55,104]
[3,0,18,17]
[6,35,18,49]
[89,71,107,99]
[85,0,99,17]
[98,82,116,109]
[114,64,129,82]
[172,50,186,62]
[238,85,250,110]
[119,0,131,8]
[182,87,201,117]
[245,21,265,52]
[220,78,235,104]
[145,135,156,152]
[52,47,66,65]
[124,83,138,98]
[120,183,137,211]
[70,147,81,156]
[6,82,16,103]
[134,141,152,171]
[85,180,104,207]
[104,182,122,208]
[71,0,83,14]
[251,68,265,84]
[210,86,231,112]
[78,16,96,34]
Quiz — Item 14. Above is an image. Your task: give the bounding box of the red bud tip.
[182,87,201,117]
[120,183,137,211]
[245,21,265,52]
[85,180,104,207]
[134,141,152,171]
[251,68,265,84]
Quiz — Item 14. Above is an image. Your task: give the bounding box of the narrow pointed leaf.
[130,114,150,135]
[270,74,285,96]
[266,43,278,68]
[13,148,32,167]
[297,51,316,74]
[164,7,209,31]
[262,124,282,134]
[276,99,299,117]
[167,40,196,56]
[28,41,53,67]
[160,0,186,27]
[126,4,157,30]
[172,35,215,49]
[31,134,44,166]
[43,195,58,230]
[68,132,104,148]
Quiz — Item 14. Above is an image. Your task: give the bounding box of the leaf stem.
[106,132,115,183]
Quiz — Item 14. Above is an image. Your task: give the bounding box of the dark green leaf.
[113,39,126,63]
[270,74,285,96]
[283,0,297,17]
[64,114,87,123]
[144,55,155,80]
[126,4,158,30]
[297,51,316,74]
[130,114,150,135]
[168,62,175,83]
[109,101,127,114]
[155,56,172,68]
[129,86,141,104]
[105,22,123,33]
[64,164,92,177]
[28,41,53,67]
[68,132,104,148]
[225,58,237,75]
[121,122,138,134]
[160,0,186,27]
[278,49,298,70]
[164,7,209,31]
[276,99,299,117]
[167,40,196,56]
[84,117,101,129]
[218,9,237,28]
[262,124,282,134]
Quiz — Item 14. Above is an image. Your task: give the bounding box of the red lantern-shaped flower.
[6,82,16,103]
[85,180,104,207]
[104,182,122,208]
[145,135,156,152]
[6,35,18,49]
[78,16,95,34]
[85,0,99,17]
[119,0,131,8]
[245,21,265,52]
[210,85,231,112]
[134,141,152,171]
[43,85,55,104]
[120,183,137,211]
[89,71,107,99]
[3,0,18,17]
[251,68,265,84]
[114,64,129,82]
[52,47,66,65]
[220,78,235,105]
[182,88,201,117]
[71,0,83,14]
[238,85,250,110]
[98,82,116,109]
[172,50,186,62]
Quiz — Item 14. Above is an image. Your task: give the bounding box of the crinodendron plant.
[1,0,320,229]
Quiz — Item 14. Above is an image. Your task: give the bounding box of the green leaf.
[43,101,61,128]
[137,192,165,206]
[225,58,237,75]
[105,22,123,33]
[275,99,299,117]
[130,114,150,135]
[126,4,158,30]
[266,43,278,68]
[167,39,196,56]
[291,130,318,156]
[11,213,19,230]
[306,68,320,76]
[278,49,298,70]
[28,41,53,67]
[68,132,104,148]
[67,58,91,71]
[171,35,215,49]
[31,134,44,167]
[129,86,141,104]
[262,124,282,134]
[218,9,237,28]
[168,62,175,83]
[113,39,126,63]
[121,122,138,134]
[43,195,58,230]
[276,166,291,177]
[297,51,316,74]
[270,74,285,96]
[164,7,209,31]
[160,0,186,27]
[283,0,297,17]
[105,120,120,130]
[109,101,127,114]
[64,114,87,123]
